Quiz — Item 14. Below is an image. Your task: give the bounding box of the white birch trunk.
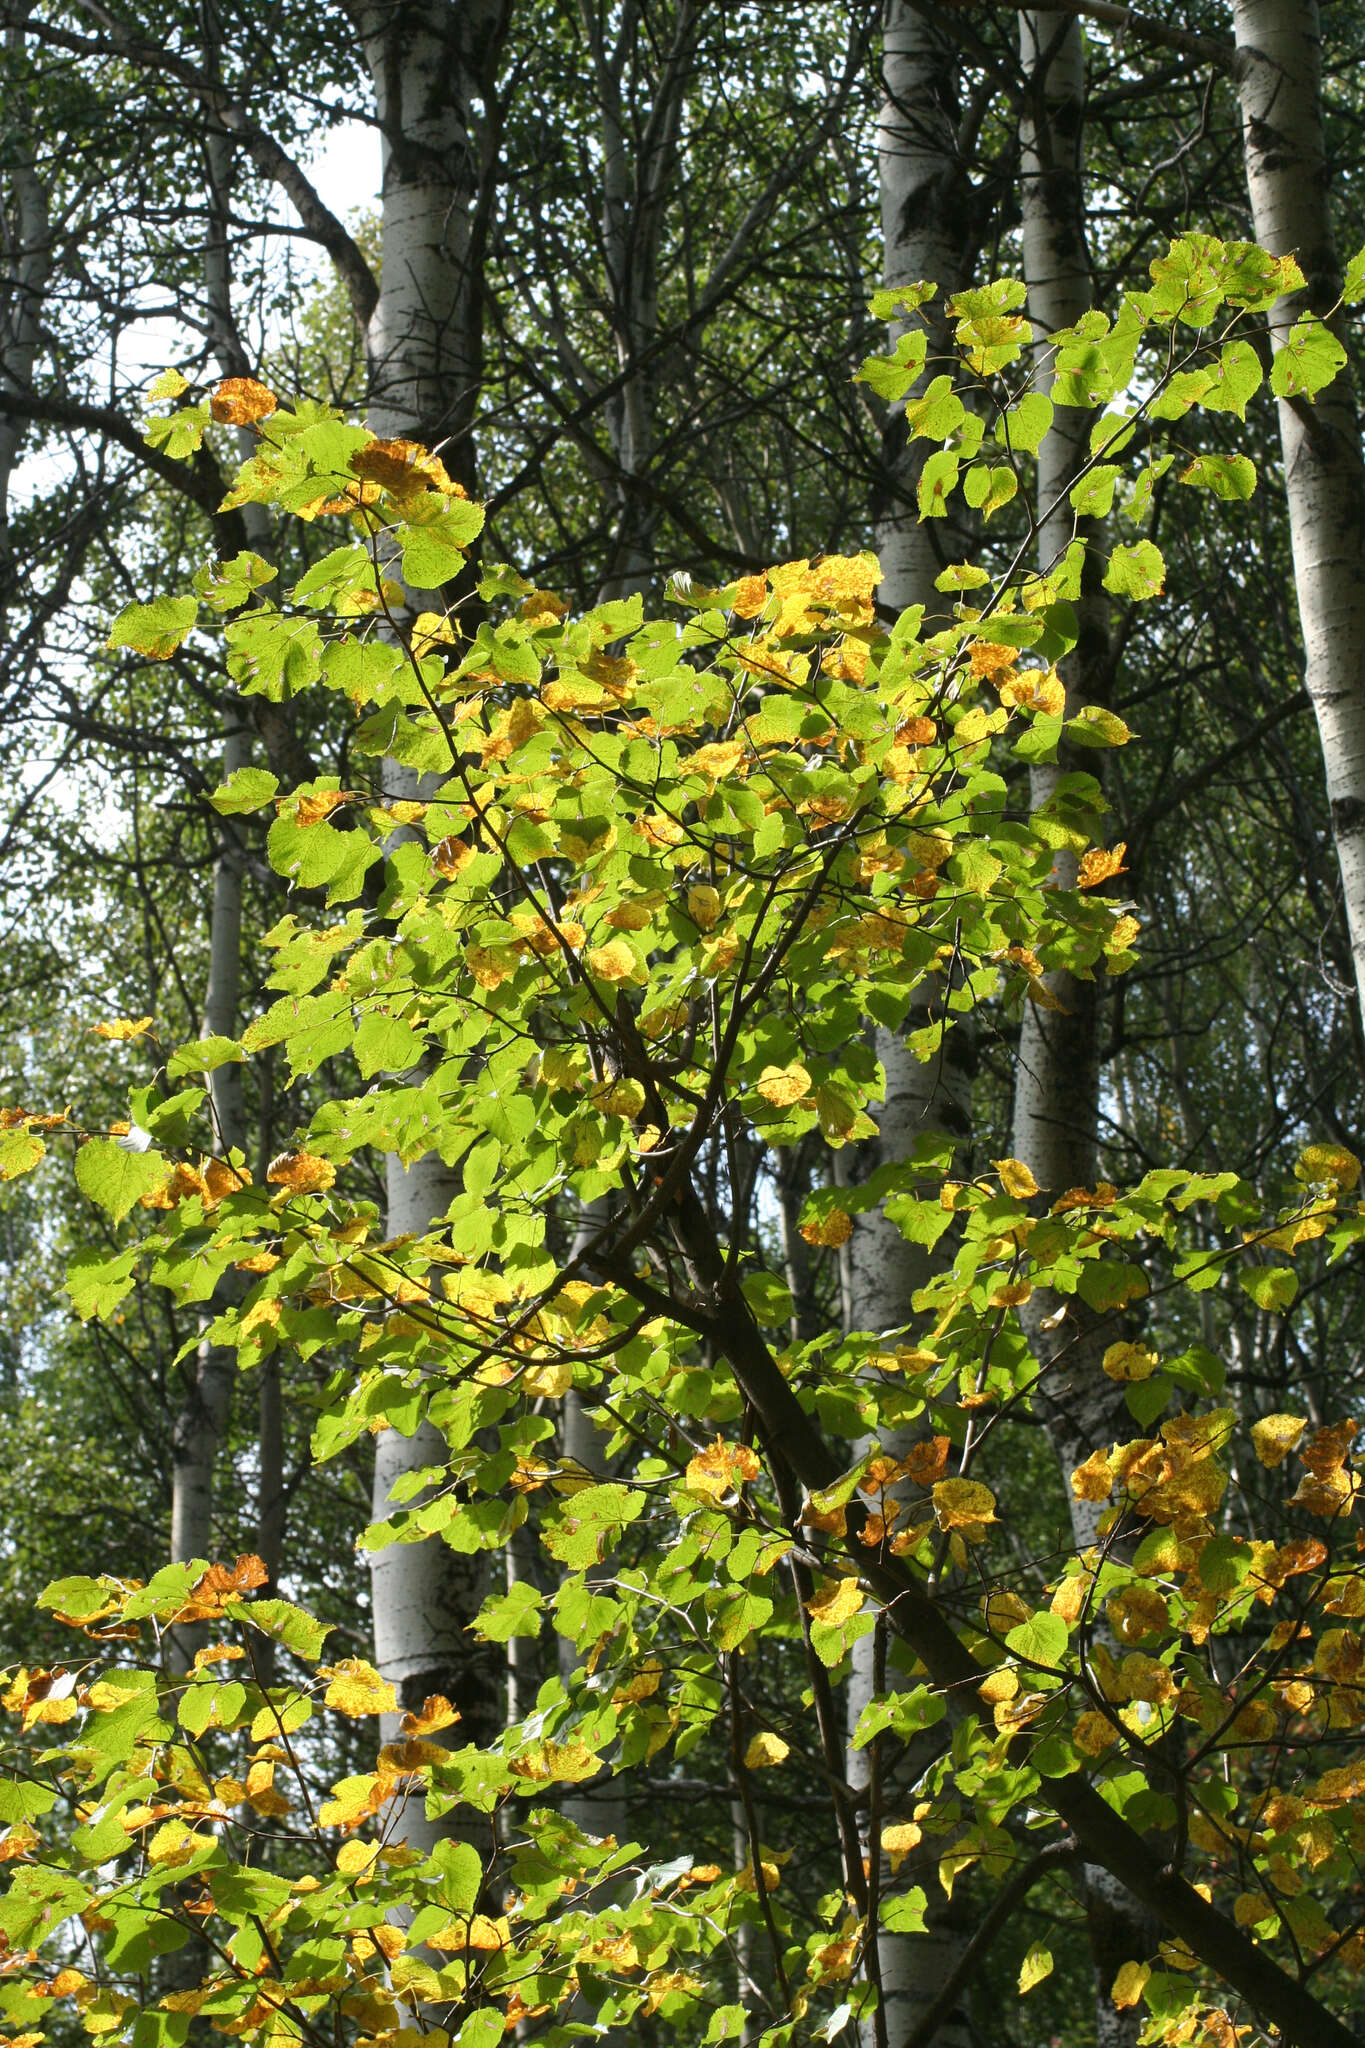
[349,0,507,1861]
[1232,0,1365,1025]
[849,15,976,2043]
[353,0,494,487]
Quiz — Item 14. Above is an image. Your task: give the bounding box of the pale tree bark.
[350,0,504,486]
[348,0,511,1859]
[1012,20,1154,2038]
[1231,0,1365,1027]
[847,14,977,2045]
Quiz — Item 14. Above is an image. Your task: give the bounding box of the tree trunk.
[578,0,694,602]
[0,5,53,613]
[352,0,501,488]
[848,15,977,2044]
[168,9,265,1647]
[1231,0,1365,1025]
[348,0,511,1857]
[1013,21,1155,2038]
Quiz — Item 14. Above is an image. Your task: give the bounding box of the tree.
[8,242,1365,2046]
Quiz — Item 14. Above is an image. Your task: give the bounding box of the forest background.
[4,4,1365,2048]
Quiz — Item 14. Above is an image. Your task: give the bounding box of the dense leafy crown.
[2,237,1365,2048]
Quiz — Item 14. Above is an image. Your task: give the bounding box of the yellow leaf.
[1111,1960,1151,2010]
[336,1839,379,1876]
[399,1694,460,1737]
[1071,1449,1114,1502]
[429,1914,509,1952]
[352,436,460,501]
[586,939,637,982]
[322,1659,397,1717]
[742,1732,790,1770]
[690,741,745,780]
[92,1017,155,1041]
[799,1208,852,1248]
[993,1157,1038,1200]
[1251,1414,1307,1467]
[210,377,277,425]
[685,1437,761,1502]
[1102,1341,1159,1383]
[1018,1943,1053,1994]
[730,573,769,619]
[1297,1142,1360,1191]
[433,833,474,878]
[266,1150,336,1196]
[411,612,455,658]
[523,1359,573,1399]
[1077,843,1127,889]
[687,885,722,930]
[1073,1711,1120,1757]
[757,1063,811,1108]
[880,1821,922,1872]
[931,1478,997,1533]
[806,1576,865,1629]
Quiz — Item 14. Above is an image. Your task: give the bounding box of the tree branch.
[30,7,379,330]
[903,1841,1080,2048]
[942,0,1234,72]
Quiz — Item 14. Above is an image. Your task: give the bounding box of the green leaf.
[66,1245,138,1320]
[1343,242,1365,306]
[107,596,198,660]
[38,1576,113,1620]
[144,403,210,460]
[430,1838,484,1914]
[1064,704,1133,749]
[1103,540,1165,600]
[0,1127,45,1181]
[1177,454,1256,500]
[869,282,937,321]
[354,1011,427,1079]
[542,1484,646,1568]
[165,1036,245,1080]
[211,766,279,813]
[1004,1611,1068,1667]
[399,502,486,588]
[856,329,928,402]
[997,391,1053,454]
[226,611,323,698]
[1070,465,1119,517]
[226,1598,333,1661]
[472,1581,544,1642]
[879,1889,927,1932]
[75,1138,169,1222]
[1239,1263,1298,1311]
[1270,316,1348,399]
